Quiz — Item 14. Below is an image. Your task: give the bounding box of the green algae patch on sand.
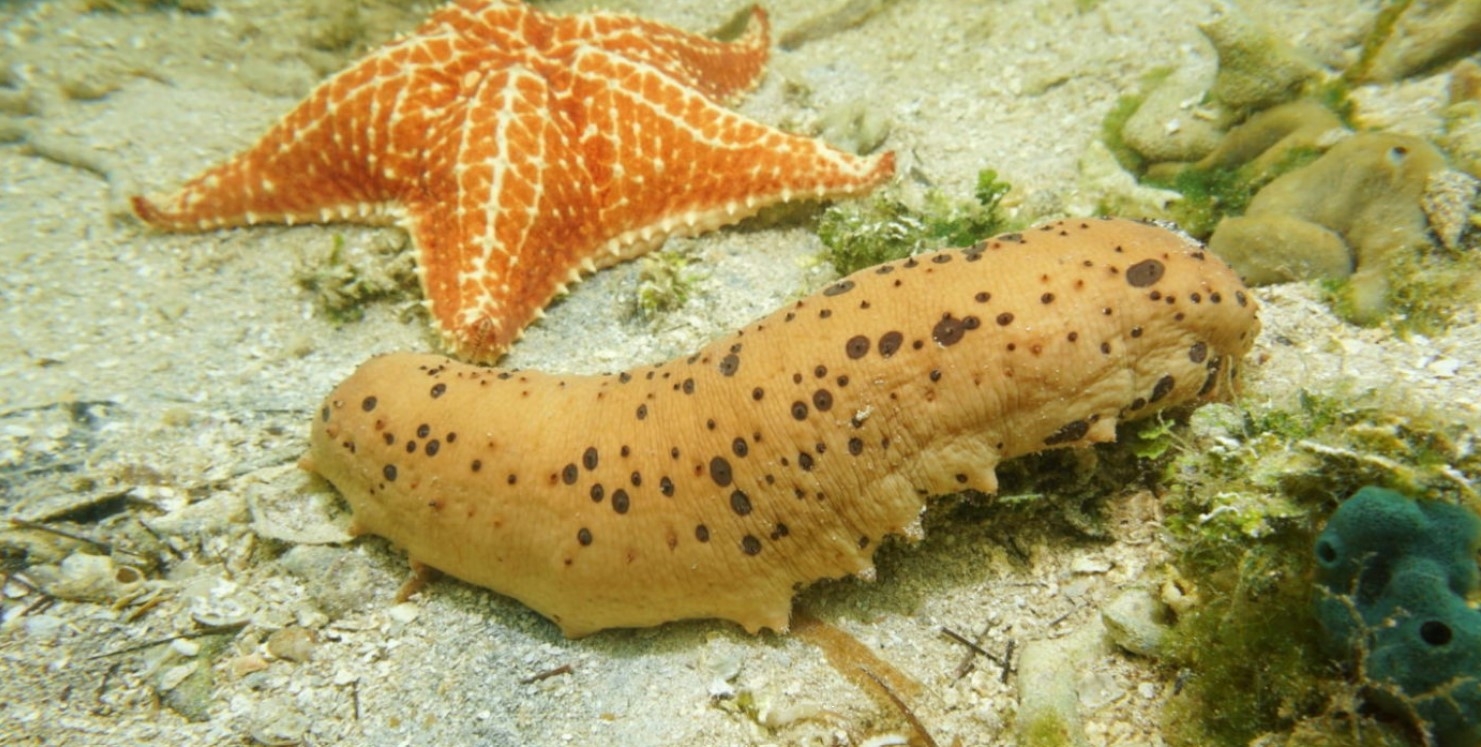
[1148,385,1481,745]
[818,168,1013,275]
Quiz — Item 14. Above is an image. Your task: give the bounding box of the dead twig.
[519,663,574,685]
[8,517,112,553]
[860,666,939,747]
[85,621,248,661]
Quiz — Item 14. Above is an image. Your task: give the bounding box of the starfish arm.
[565,46,895,266]
[563,6,770,105]
[130,34,476,232]
[410,63,595,362]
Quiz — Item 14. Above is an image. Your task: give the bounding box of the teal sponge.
[1314,486,1481,746]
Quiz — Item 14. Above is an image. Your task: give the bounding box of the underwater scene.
[2,0,1479,744]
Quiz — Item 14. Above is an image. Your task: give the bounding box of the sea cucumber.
[303,218,1260,637]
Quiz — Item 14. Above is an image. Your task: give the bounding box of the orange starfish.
[133,0,895,361]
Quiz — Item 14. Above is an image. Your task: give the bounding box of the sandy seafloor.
[1,0,1478,745]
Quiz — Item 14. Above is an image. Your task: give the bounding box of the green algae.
[294,232,419,325]
[818,169,1013,275]
[632,246,707,320]
[1142,379,1480,745]
[1150,143,1323,238]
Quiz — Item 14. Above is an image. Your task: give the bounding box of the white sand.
[1,0,1474,744]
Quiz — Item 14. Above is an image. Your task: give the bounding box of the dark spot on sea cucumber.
[1044,419,1090,445]
[752,387,765,400]
[430,383,446,398]
[1189,341,1208,363]
[770,523,790,540]
[741,535,762,556]
[1126,258,1165,287]
[591,484,605,502]
[320,406,330,422]
[618,372,632,383]
[791,401,809,420]
[583,447,599,470]
[383,464,397,481]
[660,476,674,497]
[846,335,870,359]
[630,471,642,487]
[620,445,631,457]
[1200,358,1223,396]
[823,280,854,296]
[848,437,864,455]
[732,437,748,457]
[996,312,1014,326]
[361,396,377,412]
[814,365,827,378]
[562,464,578,485]
[878,331,904,357]
[932,253,951,264]
[1235,290,1248,307]
[424,440,440,456]
[612,489,630,514]
[1041,293,1055,304]
[1131,327,1143,338]
[682,378,695,394]
[405,441,417,454]
[1150,374,1176,403]
[695,525,710,542]
[730,490,752,516]
[577,528,592,546]
[812,390,833,412]
[417,424,431,439]
[636,404,648,420]
[798,452,815,471]
[383,433,395,445]
[710,456,733,487]
[719,354,740,377]
[933,314,970,346]
[930,369,942,382]
[471,459,482,472]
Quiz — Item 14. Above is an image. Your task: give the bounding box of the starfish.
[133,0,895,362]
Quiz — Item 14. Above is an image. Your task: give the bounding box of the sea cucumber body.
[305,218,1260,637]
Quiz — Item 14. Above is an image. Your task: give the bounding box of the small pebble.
[266,626,317,663]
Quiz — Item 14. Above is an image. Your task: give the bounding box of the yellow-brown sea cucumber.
[303,218,1260,637]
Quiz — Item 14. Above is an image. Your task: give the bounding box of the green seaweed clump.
[632,246,706,320]
[1148,385,1481,745]
[1151,140,1323,239]
[1315,486,1481,747]
[818,169,1013,275]
[294,232,419,324]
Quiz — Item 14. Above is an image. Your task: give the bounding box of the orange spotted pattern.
[303,219,1261,637]
[133,0,895,361]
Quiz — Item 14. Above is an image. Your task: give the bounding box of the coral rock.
[1208,132,1447,322]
